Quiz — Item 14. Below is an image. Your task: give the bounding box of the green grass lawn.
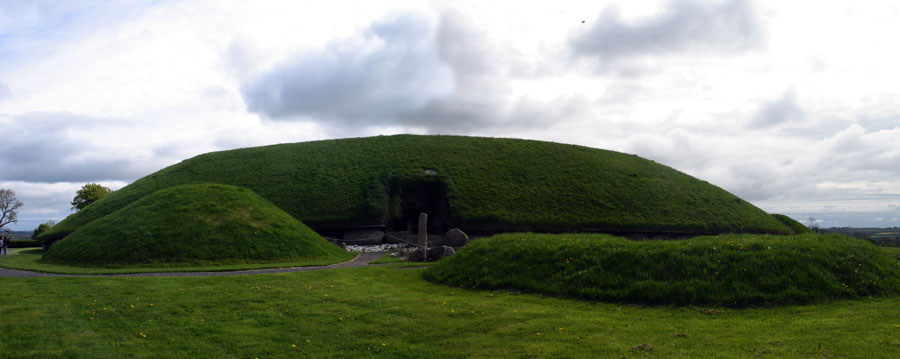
[0,249,353,275]
[2,264,900,358]
[369,252,408,264]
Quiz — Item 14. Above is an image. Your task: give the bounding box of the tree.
[71,183,113,211]
[0,189,25,231]
[808,217,820,234]
[32,220,56,239]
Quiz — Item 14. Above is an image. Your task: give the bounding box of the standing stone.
[444,228,469,247]
[418,212,428,249]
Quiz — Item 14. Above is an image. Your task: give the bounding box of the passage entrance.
[385,176,450,235]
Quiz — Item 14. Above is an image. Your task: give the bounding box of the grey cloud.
[396,10,586,133]
[0,112,146,182]
[239,11,587,134]
[570,0,762,63]
[749,89,804,129]
[240,14,454,127]
[815,126,900,179]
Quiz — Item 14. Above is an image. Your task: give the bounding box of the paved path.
[0,252,386,278]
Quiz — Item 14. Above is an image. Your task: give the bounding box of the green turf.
[40,183,352,267]
[2,265,900,358]
[38,135,792,245]
[424,233,900,306]
[369,252,408,264]
[0,249,354,274]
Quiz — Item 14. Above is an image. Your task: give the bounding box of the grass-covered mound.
[771,214,814,234]
[423,233,900,306]
[38,135,792,244]
[41,184,351,267]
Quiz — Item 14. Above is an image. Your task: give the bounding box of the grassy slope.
[41,183,351,267]
[1,248,353,274]
[771,213,815,234]
[39,135,790,243]
[2,266,900,358]
[424,233,900,306]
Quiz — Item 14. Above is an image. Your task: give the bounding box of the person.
[1,234,9,255]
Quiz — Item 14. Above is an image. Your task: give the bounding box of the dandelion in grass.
[306,339,311,343]
[291,344,296,348]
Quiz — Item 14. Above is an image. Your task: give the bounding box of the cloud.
[240,13,454,127]
[570,0,761,63]
[816,125,900,177]
[0,112,149,182]
[238,10,588,134]
[748,89,805,128]
[0,81,10,102]
[397,10,589,133]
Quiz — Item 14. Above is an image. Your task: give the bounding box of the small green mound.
[771,214,814,234]
[41,184,351,267]
[423,233,900,306]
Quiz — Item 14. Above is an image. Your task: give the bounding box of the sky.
[1,0,899,231]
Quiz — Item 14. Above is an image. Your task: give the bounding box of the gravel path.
[0,252,386,278]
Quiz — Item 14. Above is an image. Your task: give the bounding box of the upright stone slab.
[418,212,428,251]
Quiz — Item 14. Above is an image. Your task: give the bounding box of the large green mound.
[41,184,351,266]
[423,233,900,306]
[39,135,793,244]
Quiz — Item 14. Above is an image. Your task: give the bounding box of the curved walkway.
[0,252,386,278]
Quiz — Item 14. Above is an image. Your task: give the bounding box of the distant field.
[3,264,900,358]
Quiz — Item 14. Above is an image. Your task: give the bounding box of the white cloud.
[1,0,900,230]
[0,81,10,102]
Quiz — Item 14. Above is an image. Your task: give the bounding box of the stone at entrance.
[409,245,455,262]
[409,247,427,262]
[427,245,456,261]
[444,228,469,247]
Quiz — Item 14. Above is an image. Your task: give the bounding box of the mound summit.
[41,184,350,266]
[40,135,795,248]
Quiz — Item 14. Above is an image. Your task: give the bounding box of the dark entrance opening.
[387,176,450,235]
